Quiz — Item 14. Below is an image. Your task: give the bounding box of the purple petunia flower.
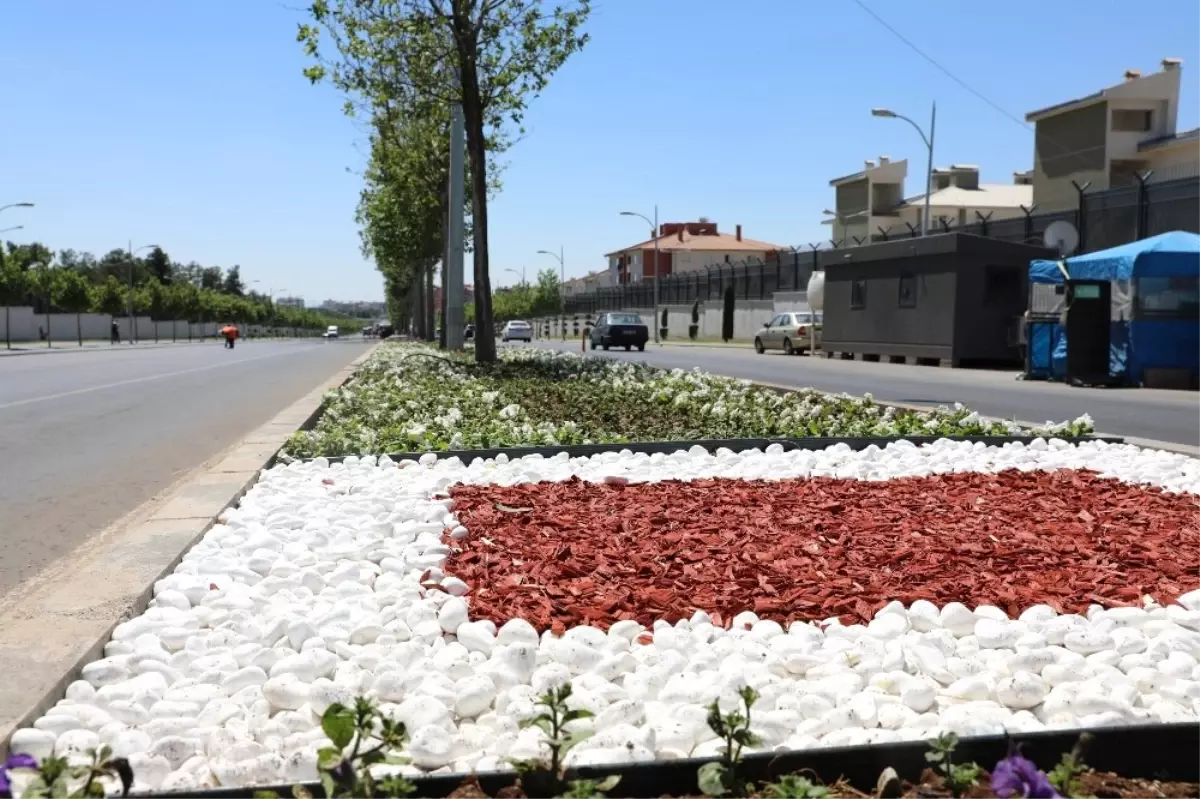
[0,754,38,799]
[992,754,1062,798]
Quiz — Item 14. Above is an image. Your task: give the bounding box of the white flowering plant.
[283,344,1095,457]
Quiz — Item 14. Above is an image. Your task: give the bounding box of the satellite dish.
[1043,220,1079,257]
[806,271,825,313]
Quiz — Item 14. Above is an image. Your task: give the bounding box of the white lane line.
[0,346,322,412]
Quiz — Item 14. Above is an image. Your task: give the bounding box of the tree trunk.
[424,263,435,342]
[455,19,496,363]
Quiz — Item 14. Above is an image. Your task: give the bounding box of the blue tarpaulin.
[1027,231,1199,384]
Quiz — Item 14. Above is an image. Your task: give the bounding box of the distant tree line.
[0,240,350,329]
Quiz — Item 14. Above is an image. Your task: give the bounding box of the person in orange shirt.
[221,324,239,349]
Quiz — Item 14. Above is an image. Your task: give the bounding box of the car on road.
[324,325,340,339]
[464,324,475,341]
[501,320,533,342]
[754,311,822,355]
[590,312,649,351]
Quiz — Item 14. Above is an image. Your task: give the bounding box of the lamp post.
[872,103,936,237]
[504,267,526,286]
[127,242,159,344]
[28,261,51,348]
[619,206,659,343]
[536,247,564,338]
[0,226,23,235]
[822,209,854,248]
[271,288,287,337]
[0,205,34,351]
[0,202,34,214]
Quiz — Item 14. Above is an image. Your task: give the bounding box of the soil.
[446,470,1199,631]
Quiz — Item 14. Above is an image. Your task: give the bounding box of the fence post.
[904,222,920,238]
[1134,170,1154,240]
[876,226,890,242]
[974,210,993,238]
[1020,204,1037,244]
[1072,180,1092,252]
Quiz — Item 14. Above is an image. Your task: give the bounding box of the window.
[1112,109,1152,132]
[767,314,788,327]
[898,274,917,308]
[850,280,867,309]
[608,313,643,325]
[984,266,1023,307]
[1135,276,1199,319]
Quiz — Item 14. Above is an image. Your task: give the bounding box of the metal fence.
[564,250,817,314]
[562,175,1199,315]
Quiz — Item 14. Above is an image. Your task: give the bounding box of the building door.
[1065,280,1111,384]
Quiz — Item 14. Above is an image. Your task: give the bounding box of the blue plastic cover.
[1029,230,1200,284]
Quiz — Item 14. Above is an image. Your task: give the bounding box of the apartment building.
[1025,58,1197,210]
[604,220,784,284]
[823,158,1031,244]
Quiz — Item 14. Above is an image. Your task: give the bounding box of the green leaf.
[698,762,730,797]
[321,704,357,750]
[562,708,594,722]
[595,775,621,791]
[317,746,344,772]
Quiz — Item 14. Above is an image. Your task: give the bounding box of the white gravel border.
[11,439,1200,793]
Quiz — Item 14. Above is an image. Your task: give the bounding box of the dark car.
[589,312,648,351]
[464,324,475,341]
[378,324,394,339]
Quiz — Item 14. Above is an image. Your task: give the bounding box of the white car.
[324,325,340,339]
[501,320,533,343]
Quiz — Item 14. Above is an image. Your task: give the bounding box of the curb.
[0,342,380,754]
[751,380,1198,458]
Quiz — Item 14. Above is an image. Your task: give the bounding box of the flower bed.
[11,440,1198,794]
[282,345,1096,457]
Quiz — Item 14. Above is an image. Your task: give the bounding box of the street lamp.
[127,242,159,344]
[0,202,34,214]
[504,267,526,286]
[872,104,936,237]
[619,206,660,343]
[0,226,23,235]
[536,247,565,339]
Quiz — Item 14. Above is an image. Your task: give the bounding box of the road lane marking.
[0,346,325,412]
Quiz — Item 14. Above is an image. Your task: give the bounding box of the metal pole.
[921,101,936,237]
[653,205,659,344]
[446,79,466,351]
[128,240,135,344]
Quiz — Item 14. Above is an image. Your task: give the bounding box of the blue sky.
[2,1,1197,303]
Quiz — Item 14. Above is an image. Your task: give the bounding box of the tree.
[92,275,128,317]
[200,266,223,291]
[145,247,172,285]
[722,285,735,342]
[299,0,590,362]
[54,269,93,345]
[222,265,245,295]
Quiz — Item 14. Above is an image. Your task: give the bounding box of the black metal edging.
[146,722,1198,798]
[297,435,1124,465]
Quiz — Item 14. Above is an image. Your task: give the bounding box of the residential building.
[1025,58,1198,210]
[275,296,305,309]
[604,219,785,284]
[822,158,1032,244]
[562,270,612,296]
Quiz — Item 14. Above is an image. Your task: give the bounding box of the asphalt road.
[0,339,368,596]
[528,341,1200,448]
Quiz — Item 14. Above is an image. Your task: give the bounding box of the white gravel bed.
[11,439,1200,793]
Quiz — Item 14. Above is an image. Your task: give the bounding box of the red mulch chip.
[445,471,1199,631]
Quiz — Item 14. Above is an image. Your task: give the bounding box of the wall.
[0,306,36,340]
[671,250,772,276]
[0,310,302,342]
[1033,102,1110,211]
[699,299,775,341]
[821,254,959,361]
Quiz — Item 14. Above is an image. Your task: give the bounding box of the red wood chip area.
[445,471,1199,632]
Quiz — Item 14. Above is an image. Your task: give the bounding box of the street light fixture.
[872,103,936,236]
[0,226,23,235]
[127,242,159,344]
[537,247,565,339]
[0,203,34,214]
[504,267,526,286]
[619,207,660,343]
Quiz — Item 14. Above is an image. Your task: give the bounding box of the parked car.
[464,324,475,341]
[589,312,649,351]
[753,311,822,355]
[377,324,394,339]
[324,325,340,339]
[501,320,533,342]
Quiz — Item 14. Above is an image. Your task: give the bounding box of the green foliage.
[222,265,245,296]
[925,733,981,798]
[317,699,414,798]
[92,276,128,316]
[298,0,591,360]
[284,344,1094,456]
[1048,733,1093,798]
[55,269,94,314]
[721,285,735,341]
[492,268,561,321]
[511,682,596,792]
[16,745,133,798]
[760,775,831,798]
[558,775,621,798]
[698,686,761,797]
